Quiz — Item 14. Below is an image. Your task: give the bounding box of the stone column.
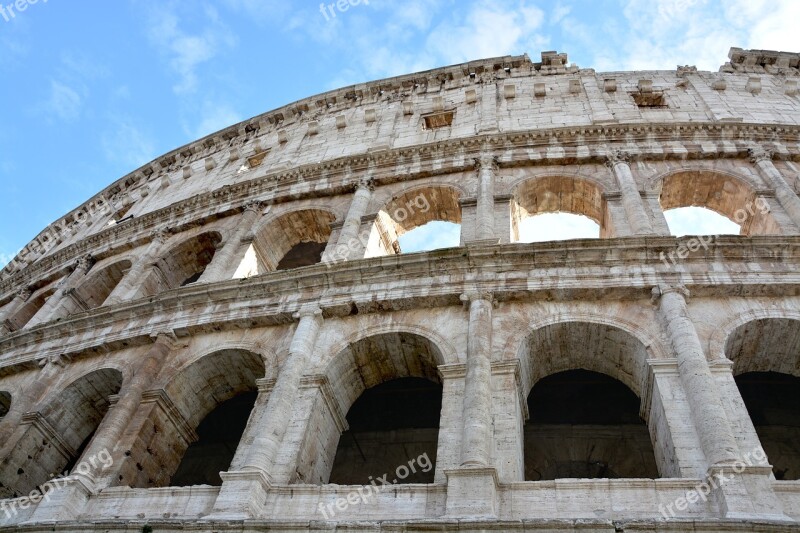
[29,332,177,522]
[82,332,178,474]
[606,151,655,236]
[653,285,740,467]
[749,147,800,230]
[0,358,60,465]
[198,202,263,283]
[0,288,31,334]
[444,292,499,519]
[471,155,499,244]
[459,291,494,467]
[336,178,374,260]
[104,229,170,306]
[212,305,323,517]
[26,255,94,328]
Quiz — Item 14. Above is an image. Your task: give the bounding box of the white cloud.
[43,80,82,121]
[190,101,242,139]
[399,221,461,253]
[426,1,547,65]
[146,5,237,94]
[101,120,157,170]
[664,207,740,236]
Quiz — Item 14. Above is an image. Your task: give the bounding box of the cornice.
[3,236,800,375]
[2,121,799,299]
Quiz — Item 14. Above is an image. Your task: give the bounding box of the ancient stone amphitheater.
[1,47,800,532]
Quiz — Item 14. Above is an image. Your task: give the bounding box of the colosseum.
[0,46,799,532]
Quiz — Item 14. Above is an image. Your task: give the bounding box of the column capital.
[651,284,690,303]
[748,146,773,164]
[605,149,632,168]
[149,330,179,349]
[292,304,323,321]
[460,291,494,306]
[242,200,264,215]
[74,254,95,274]
[474,154,499,172]
[152,228,172,245]
[16,287,32,301]
[355,176,375,192]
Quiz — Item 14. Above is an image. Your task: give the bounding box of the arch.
[725,318,800,480]
[515,317,658,397]
[725,318,800,377]
[656,169,779,236]
[66,259,132,313]
[510,176,608,242]
[323,322,459,371]
[0,391,10,418]
[0,368,122,498]
[524,369,659,480]
[141,231,222,294]
[298,331,445,485]
[366,185,462,257]
[251,209,336,272]
[709,309,800,362]
[5,287,56,332]
[119,349,265,488]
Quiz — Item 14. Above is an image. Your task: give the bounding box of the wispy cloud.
[43,80,83,121]
[146,4,237,94]
[189,100,242,139]
[101,119,157,170]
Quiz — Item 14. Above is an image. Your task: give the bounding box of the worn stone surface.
[1,48,800,530]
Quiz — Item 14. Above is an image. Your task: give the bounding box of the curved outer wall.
[0,48,800,531]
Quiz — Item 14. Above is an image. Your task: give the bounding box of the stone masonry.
[0,48,800,531]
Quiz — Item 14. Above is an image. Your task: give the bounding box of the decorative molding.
[2,120,799,298]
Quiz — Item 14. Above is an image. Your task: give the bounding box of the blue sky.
[1,0,796,265]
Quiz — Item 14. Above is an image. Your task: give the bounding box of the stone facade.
[1,48,800,531]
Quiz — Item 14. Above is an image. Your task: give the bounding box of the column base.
[444,466,499,518]
[207,469,272,519]
[709,464,790,521]
[25,475,94,523]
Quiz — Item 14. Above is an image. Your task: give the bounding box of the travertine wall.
[1,48,800,531]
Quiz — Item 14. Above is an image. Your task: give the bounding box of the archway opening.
[299,332,443,485]
[248,209,335,272]
[142,232,222,294]
[117,349,264,489]
[511,176,609,242]
[525,370,658,480]
[366,186,461,257]
[659,171,778,236]
[62,260,132,314]
[0,368,122,498]
[521,321,661,480]
[329,377,441,485]
[735,373,800,480]
[725,318,800,480]
[664,206,741,236]
[5,288,55,332]
[0,391,10,418]
[170,391,258,486]
[397,221,461,253]
[517,213,600,242]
